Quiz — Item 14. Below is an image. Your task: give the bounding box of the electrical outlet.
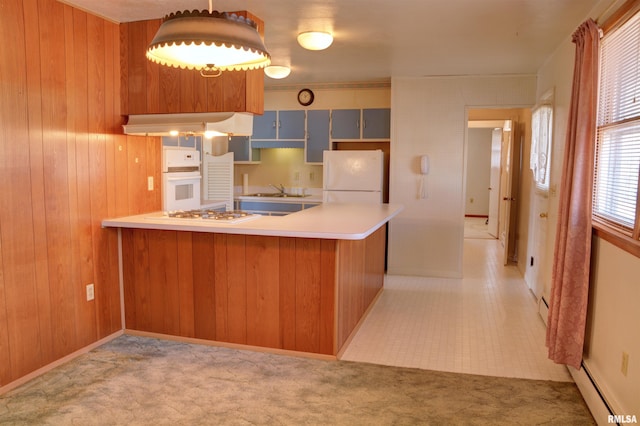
[86,283,95,301]
[309,172,315,182]
[148,176,154,191]
[621,352,629,376]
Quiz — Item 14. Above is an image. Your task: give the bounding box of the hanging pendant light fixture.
[146,1,270,77]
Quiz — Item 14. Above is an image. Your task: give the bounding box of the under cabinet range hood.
[123,112,253,137]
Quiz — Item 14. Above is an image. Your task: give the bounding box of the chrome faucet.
[269,183,286,194]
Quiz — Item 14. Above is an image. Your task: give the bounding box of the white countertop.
[102,203,403,240]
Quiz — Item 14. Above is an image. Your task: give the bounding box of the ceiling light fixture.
[146,1,270,77]
[297,31,333,50]
[264,65,291,79]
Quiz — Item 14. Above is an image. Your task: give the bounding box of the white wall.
[387,75,536,277]
[588,238,640,415]
[264,84,391,111]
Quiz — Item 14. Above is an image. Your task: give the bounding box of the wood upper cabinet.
[120,11,265,116]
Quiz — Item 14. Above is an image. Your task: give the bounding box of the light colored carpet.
[0,335,594,425]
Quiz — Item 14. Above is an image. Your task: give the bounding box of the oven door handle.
[165,176,200,182]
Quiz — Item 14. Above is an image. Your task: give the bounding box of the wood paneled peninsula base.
[103,203,402,357]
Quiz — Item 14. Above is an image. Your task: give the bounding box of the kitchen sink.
[246,193,309,198]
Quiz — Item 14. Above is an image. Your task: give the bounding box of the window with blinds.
[594,9,640,239]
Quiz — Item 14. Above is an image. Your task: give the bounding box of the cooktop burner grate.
[151,209,261,224]
[167,209,251,220]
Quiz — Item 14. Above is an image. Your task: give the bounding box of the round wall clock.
[297,88,314,106]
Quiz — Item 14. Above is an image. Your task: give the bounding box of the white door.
[500,121,517,266]
[525,191,549,297]
[525,97,554,298]
[487,129,502,238]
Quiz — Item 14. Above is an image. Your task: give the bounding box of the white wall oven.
[162,147,201,212]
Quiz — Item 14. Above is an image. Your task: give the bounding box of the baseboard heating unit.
[539,297,617,425]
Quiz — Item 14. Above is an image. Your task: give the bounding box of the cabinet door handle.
[356,120,360,129]
[272,121,277,128]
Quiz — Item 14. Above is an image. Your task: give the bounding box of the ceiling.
[60,0,603,87]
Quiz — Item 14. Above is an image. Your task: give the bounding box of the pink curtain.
[546,19,600,370]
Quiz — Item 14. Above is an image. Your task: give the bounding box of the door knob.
[539,212,548,218]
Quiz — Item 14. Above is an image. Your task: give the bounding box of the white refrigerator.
[322,150,383,203]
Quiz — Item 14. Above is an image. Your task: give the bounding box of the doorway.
[465,108,529,267]
[464,126,501,240]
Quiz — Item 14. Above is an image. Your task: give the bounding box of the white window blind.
[594,10,640,236]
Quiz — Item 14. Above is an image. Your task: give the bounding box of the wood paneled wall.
[120,226,387,357]
[0,0,160,387]
[336,225,386,349]
[120,12,265,116]
[121,230,337,355]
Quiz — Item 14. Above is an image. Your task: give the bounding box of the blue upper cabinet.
[362,108,391,139]
[278,110,306,140]
[251,110,305,149]
[306,110,330,164]
[252,110,277,139]
[228,136,260,163]
[331,109,361,139]
[331,108,390,139]
[252,110,305,140]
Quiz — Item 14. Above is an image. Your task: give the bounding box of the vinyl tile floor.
[464,216,495,239]
[341,238,573,382]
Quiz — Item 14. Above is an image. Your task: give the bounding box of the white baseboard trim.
[568,364,613,425]
[538,298,613,425]
[0,330,123,395]
[538,296,549,325]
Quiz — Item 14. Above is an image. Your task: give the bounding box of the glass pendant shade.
[297,31,333,50]
[264,65,291,79]
[147,10,271,71]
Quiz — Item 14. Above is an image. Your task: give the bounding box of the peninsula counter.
[102,203,402,357]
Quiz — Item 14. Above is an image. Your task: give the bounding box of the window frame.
[531,90,554,193]
[593,0,640,258]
